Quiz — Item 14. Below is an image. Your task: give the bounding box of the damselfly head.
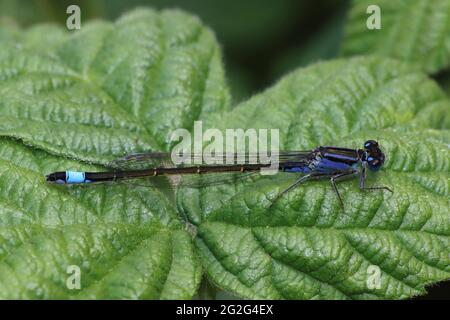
[363,140,385,171]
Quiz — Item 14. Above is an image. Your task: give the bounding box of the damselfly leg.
[270,166,392,210]
[269,172,342,208]
[359,163,393,193]
[269,173,314,206]
[330,170,358,208]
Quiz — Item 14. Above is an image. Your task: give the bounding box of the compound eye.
[364,140,378,149]
[367,153,385,171]
[367,159,380,171]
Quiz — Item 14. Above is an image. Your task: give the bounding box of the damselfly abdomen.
[46,140,392,208]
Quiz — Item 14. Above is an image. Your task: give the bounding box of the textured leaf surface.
[178,57,450,299]
[342,0,450,74]
[0,8,219,299]
[0,136,202,299]
[0,9,449,300]
[0,8,230,163]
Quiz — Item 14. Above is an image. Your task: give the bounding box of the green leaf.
[178,57,450,299]
[0,137,202,299]
[0,8,230,163]
[341,0,450,74]
[0,9,448,300]
[0,8,225,299]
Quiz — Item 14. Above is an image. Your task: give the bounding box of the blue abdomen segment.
[315,158,352,173]
[66,171,87,184]
[284,166,311,173]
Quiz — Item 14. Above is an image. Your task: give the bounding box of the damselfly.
[46,140,393,208]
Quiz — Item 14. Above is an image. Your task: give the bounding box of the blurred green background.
[0,0,350,104]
